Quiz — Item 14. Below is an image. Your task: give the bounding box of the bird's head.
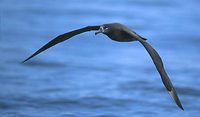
[95,25,110,35]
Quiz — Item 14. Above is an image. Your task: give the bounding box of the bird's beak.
[95,30,101,35]
[95,26,104,35]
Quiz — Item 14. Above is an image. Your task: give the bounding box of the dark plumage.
[23,23,184,110]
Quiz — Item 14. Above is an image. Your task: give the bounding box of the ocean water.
[0,0,200,117]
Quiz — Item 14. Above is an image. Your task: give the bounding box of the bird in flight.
[23,23,184,110]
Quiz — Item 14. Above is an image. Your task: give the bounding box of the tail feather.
[141,37,147,41]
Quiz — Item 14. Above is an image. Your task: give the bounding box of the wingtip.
[22,59,27,63]
[168,88,184,111]
[177,100,184,111]
[176,98,184,111]
[22,55,33,63]
[179,105,184,111]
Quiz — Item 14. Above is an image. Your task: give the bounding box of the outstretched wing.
[23,26,100,62]
[128,31,184,110]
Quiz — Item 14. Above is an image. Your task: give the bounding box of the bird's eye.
[105,27,109,30]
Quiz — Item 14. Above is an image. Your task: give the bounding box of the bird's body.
[103,23,134,42]
[23,23,184,110]
[99,23,146,42]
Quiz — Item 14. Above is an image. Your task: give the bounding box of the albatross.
[23,23,184,110]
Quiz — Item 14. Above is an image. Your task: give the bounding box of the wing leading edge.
[128,31,184,110]
[23,26,100,63]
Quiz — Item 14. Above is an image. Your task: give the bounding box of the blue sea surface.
[0,0,200,117]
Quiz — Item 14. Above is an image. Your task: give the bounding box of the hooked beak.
[95,26,104,35]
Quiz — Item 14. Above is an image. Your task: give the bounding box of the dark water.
[1,0,200,117]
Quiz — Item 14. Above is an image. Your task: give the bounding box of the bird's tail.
[141,37,147,41]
